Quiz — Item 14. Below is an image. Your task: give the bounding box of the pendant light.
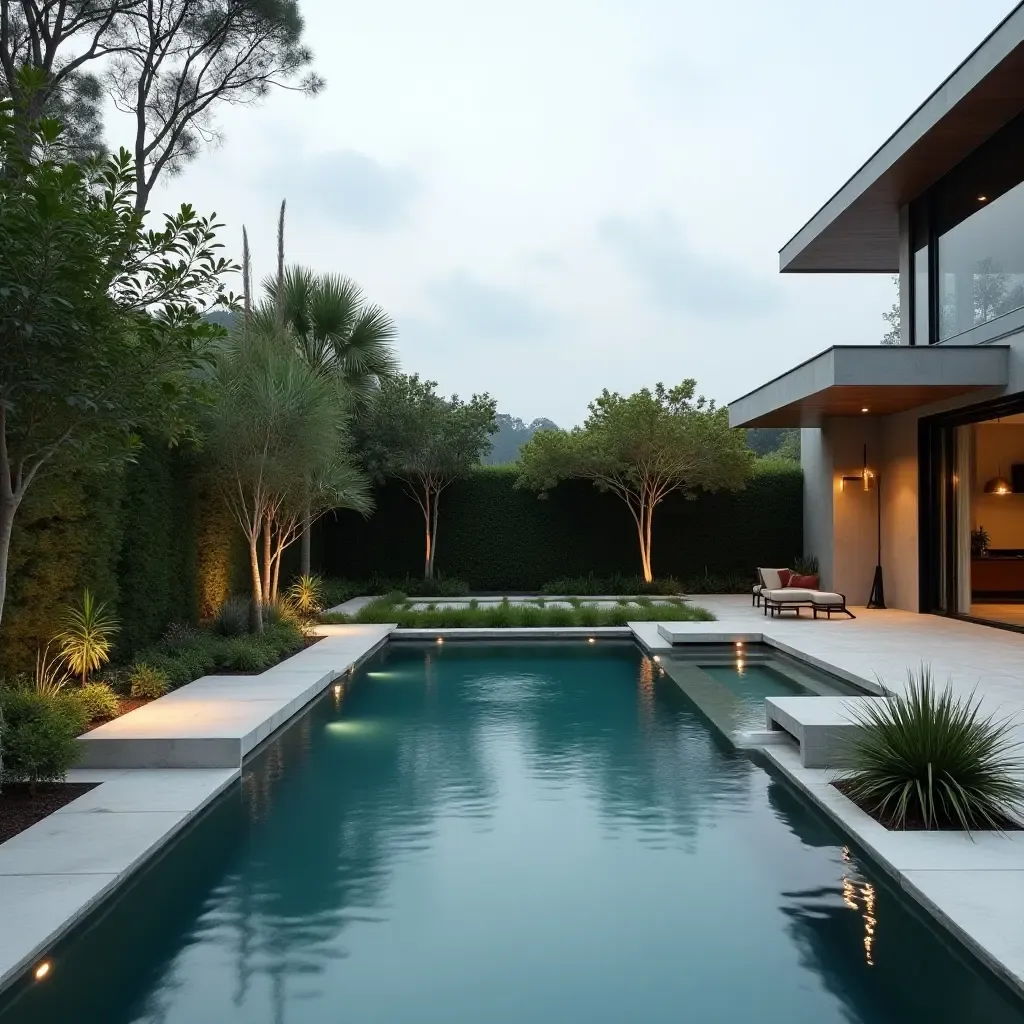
[983,418,1012,495]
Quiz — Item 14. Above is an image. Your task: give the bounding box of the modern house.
[730,2,1024,630]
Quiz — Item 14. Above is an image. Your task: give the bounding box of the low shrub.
[74,682,121,721]
[97,665,134,696]
[220,636,274,673]
[350,595,713,628]
[838,666,1024,832]
[540,574,683,596]
[0,688,84,786]
[213,596,252,637]
[320,575,470,603]
[130,663,170,700]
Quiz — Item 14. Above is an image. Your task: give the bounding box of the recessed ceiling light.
[978,195,988,202]
[34,962,51,981]
[861,407,869,413]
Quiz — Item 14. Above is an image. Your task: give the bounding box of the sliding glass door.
[921,399,1024,628]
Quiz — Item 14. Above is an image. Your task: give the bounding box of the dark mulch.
[0,783,99,845]
[832,779,1021,831]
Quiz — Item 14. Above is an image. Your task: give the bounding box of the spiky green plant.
[56,589,119,685]
[839,666,1024,833]
[287,574,325,616]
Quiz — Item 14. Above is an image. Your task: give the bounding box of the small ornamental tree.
[516,381,752,583]
[356,375,497,579]
[0,87,235,630]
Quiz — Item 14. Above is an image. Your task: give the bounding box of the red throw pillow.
[790,574,818,589]
[778,569,793,587]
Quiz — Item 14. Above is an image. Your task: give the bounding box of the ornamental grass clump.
[839,665,1024,833]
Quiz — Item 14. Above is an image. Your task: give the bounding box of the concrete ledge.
[0,768,237,996]
[76,625,394,769]
[657,623,764,644]
[392,627,634,640]
[765,695,881,768]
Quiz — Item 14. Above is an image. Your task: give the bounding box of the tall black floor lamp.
[866,465,885,609]
[842,444,885,609]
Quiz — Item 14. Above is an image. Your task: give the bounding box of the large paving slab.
[765,694,882,768]
[77,624,393,768]
[0,767,237,995]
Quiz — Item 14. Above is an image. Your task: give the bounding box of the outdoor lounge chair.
[754,567,787,607]
[762,588,854,619]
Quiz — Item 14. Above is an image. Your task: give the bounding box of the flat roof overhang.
[729,346,1010,428]
[780,3,1024,273]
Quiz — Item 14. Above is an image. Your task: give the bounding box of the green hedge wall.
[316,463,803,590]
[0,441,247,675]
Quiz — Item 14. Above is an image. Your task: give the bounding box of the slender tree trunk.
[644,501,654,583]
[423,486,433,579]
[0,494,17,632]
[430,488,441,580]
[633,506,650,584]
[262,513,272,604]
[271,543,282,603]
[248,535,264,633]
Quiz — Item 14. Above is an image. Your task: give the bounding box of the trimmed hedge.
[0,441,247,675]
[317,462,802,591]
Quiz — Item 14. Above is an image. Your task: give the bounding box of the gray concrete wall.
[801,427,835,591]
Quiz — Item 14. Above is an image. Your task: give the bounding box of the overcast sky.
[140,0,1017,426]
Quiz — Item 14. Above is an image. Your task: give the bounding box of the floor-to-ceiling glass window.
[913,107,1024,345]
[924,404,1024,629]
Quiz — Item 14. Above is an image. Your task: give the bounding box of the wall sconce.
[841,444,874,491]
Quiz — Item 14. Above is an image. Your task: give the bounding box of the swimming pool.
[1,641,1021,1023]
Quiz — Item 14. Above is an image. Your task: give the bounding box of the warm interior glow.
[34,962,50,981]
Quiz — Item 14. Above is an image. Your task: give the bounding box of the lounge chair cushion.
[790,573,819,589]
[764,588,816,601]
[810,591,844,605]
[758,567,785,590]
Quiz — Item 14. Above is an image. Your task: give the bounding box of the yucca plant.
[838,665,1024,833]
[56,589,119,686]
[287,574,324,617]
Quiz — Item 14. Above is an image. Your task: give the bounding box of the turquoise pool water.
[2,642,1022,1023]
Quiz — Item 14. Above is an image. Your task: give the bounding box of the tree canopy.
[356,375,497,578]
[517,381,752,582]
[0,94,235,627]
[1,1,322,208]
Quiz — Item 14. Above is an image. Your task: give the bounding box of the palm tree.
[255,262,397,573]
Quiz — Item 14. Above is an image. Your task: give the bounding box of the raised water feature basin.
[0,641,1021,1023]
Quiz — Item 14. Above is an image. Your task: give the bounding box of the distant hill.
[204,309,237,331]
[484,414,560,465]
